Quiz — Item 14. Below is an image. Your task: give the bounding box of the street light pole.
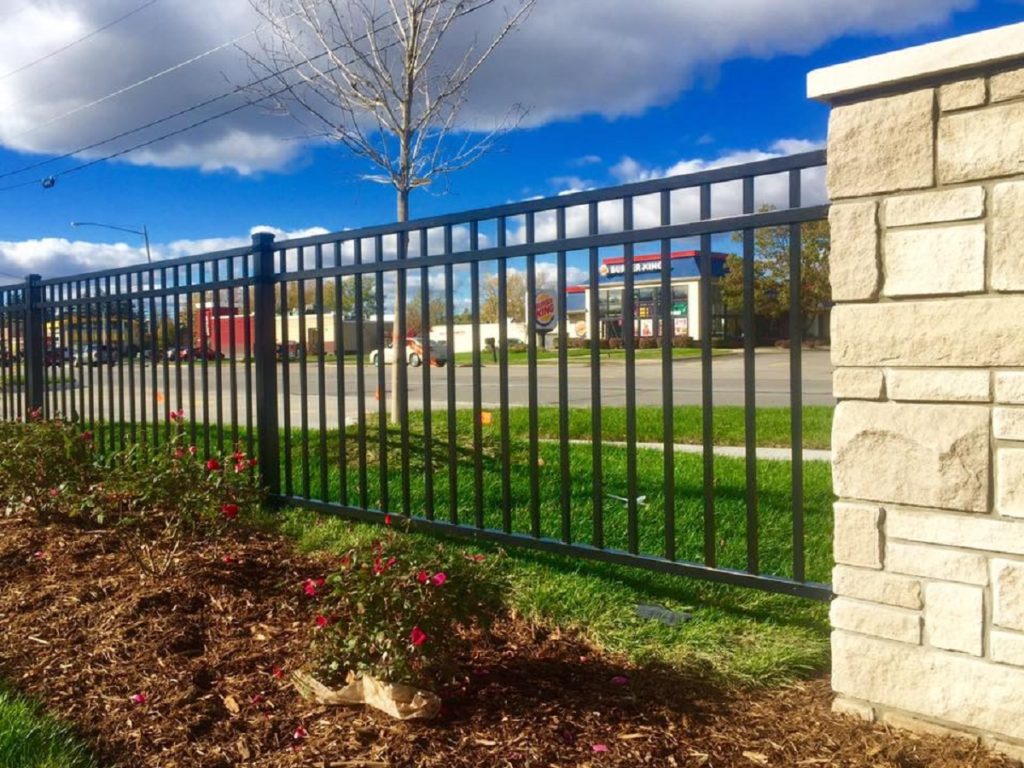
[70,221,153,264]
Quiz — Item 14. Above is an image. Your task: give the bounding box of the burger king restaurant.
[570,250,729,343]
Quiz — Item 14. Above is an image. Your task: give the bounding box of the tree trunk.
[389,187,410,427]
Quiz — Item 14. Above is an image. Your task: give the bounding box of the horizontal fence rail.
[0,150,831,601]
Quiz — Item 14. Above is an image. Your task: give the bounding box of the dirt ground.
[0,512,1016,768]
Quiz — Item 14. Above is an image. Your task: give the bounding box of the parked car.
[166,346,225,362]
[369,337,446,367]
[74,345,120,367]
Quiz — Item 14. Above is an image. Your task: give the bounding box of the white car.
[369,338,446,367]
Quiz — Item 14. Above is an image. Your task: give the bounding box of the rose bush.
[309,524,505,690]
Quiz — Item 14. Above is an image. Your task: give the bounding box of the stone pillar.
[809,22,1024,759]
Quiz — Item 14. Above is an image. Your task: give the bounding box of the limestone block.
[995,409,1024,441]
[991,68,1024,103]
[829,202,880,301]
[924,582,984,655]
[885,187,985,227]
[883,224,985,297]
[938,100,1024,183]
[997,449,1024,519]
[833,368,885,400]
[828,90,935,198]
[831,597,922,644]
[991,630,1024,668]
[886,541,989,586]
[997,373,1024,405]
[994,559,1024,631]
[834,502,884,569]
[887,369,990,403]
[832,631,1024,741]
[939,79,987,111]
[832,298,1024,368]
[887,507,1024,558]
[832,697,875,722]
[992,182,1024,292]
[881,710,981,743]
[832,564,923,609]
[832,401,990,512]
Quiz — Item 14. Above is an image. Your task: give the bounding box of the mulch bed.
[0,512,1016,768]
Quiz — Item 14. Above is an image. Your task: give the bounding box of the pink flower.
[592,743,609,753]
[410,626,427,647]
[206,458,221,472]
[610,675,629,686]
[416,570,429,585]
[188,445,198,456]
[315,615,330,629]
[431,572,447,587]
[384,514,392,526]
[302,578,325,597]
[173,448,185,459]
[33,551,46,560]
[48,488,59,498]
[130,693,148,705]
[221,503,239,520]
[168,409,185,423]
[292,725,308,740]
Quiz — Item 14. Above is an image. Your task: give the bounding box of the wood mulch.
[0,511,1017,768]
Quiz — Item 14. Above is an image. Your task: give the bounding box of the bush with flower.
[308,523,505,690]
[0,411,263,575]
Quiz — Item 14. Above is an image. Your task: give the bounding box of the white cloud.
[0,0,973,176]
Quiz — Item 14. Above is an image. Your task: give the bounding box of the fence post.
[23,274,44,415]
[251,233,280,496]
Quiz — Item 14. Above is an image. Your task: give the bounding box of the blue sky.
[0,0,1021,278]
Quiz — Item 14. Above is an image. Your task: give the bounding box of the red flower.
[248,458,258,468]
[416,570,429,585]
[221,555,235,564]
[410,626,427,647]
[340,552,351,567]
[302,578,325,597]
[221,503,239,520]
[372,555,396,575]
[206,458,221,472]
[168,409,185,423]
[384,514,392,526]
[315,615,330,629]
[81,430,93,442]
[431,572,447,587]
[271,666,284,679]
[130,693,148,705]
[234,451,245,462]
[292,725,308,740]
[174,447,185,459]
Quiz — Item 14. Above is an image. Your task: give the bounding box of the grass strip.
[0,687,97,768]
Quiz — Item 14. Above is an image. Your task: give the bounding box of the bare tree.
[245,0,533,423]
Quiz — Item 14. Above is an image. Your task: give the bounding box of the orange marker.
[480,411,493,426]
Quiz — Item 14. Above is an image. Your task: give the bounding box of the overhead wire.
[0,13,400,192]
[0,0,159,81]
[2,7,302,143]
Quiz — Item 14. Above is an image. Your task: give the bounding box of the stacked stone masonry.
[825,57,1024,756]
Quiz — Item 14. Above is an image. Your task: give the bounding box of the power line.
[0,14,399,191]
[3,9,300,144]
[0,0,159,81]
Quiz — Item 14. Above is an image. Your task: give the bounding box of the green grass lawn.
[0,688,96,768]
[407,405,833,450]
[450,346,728,366]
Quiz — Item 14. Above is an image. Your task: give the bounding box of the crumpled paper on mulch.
[292,670,441,720]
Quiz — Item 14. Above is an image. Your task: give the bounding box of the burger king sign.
[535,292,556,331]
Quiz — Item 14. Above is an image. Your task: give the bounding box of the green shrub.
[0,410,95,521]
[310,525,505,690]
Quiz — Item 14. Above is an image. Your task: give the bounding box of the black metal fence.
[0,150,831,600]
